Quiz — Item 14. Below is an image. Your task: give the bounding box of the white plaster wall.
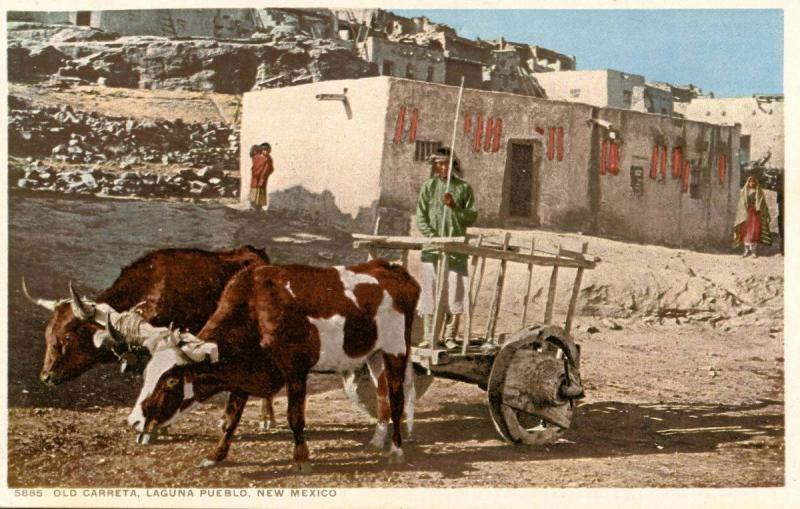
[533,70,610,107]
[240,78,391,221]
[679,97,784,168]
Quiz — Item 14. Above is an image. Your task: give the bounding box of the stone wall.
[91,9,257,38]
[363,36,445,83]
[484,49,546,97]
[8,98,237,168]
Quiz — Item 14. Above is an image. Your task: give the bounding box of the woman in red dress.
[249,142,273,212]
[733,176,772,257]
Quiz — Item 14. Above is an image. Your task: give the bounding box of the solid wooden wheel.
[487,324,582,445]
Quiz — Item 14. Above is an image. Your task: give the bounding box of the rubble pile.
[8,23,376,93]
[12,162,240,199]
[8,100,239,169]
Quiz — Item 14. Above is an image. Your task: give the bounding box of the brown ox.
[23,246,279,427]
[24,246,269,384]
[127,259,419,471]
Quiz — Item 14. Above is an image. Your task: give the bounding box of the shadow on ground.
[235,398,783,481]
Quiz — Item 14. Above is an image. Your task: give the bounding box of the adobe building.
[361,37,446,83]
[676,95,784,171]
[242,77,740,250]
[534,69,675,115]
[11,8,335,39]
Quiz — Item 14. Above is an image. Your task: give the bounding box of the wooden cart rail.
[353,233,599,363]
[352,235,599,269]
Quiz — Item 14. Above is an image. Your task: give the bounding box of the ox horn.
[21,277,58,311]
[69,281,94,321]
[106,315,126,345]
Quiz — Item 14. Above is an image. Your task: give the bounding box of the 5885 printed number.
[15,489,44,497]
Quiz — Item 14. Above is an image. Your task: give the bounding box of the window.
[739,136,750,167]
[414,141,442,162]
[690,163,702,198]
[427,66,435,82]
[623,90,633,106]
[630,166,644,196]
[406,63,415,79]
[570,88,581,98]
[76,11,91,25]
[382,60,394,76]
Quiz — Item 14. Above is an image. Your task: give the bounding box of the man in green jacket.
[416,147,478,349]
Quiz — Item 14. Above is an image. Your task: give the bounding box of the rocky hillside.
[7,92,243,199]
[8,96,237,167]
[8,22,377,93]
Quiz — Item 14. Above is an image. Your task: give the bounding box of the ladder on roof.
[159,10,178,38]
[345,10,371,56]
[516,65,544,97]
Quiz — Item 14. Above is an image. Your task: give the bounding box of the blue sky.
[395,9,783,97]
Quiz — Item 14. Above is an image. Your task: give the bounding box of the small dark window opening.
[382,60,394,76]
[630,166,644,196]
[690,164,702,199]
[414,140,442,162]
[406,63,415,79]
[426,66,434,82]
[623,90,633,106]
[76,11,91,26]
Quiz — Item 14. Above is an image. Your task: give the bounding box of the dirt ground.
[6,190,784,488]
[9,83,241,124]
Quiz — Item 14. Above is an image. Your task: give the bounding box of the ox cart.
[347,231,599,445]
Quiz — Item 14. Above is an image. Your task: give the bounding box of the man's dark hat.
[428,147,461,174]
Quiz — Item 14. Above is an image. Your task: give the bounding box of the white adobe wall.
[240,77,392,230]
[533,70,611,107]
[678,97,784,168]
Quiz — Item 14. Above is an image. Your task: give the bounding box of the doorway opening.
[76,11,91,26]
[505,141,541,223]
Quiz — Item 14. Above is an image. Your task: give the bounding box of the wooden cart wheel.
[343,365,434,419]
[499,401,572,445]
[487,325,581,445]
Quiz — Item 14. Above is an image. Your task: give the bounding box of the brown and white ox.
[22,246,278,428]
[126,259,420,471]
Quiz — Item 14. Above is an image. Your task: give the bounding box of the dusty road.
[7,192,784,488]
